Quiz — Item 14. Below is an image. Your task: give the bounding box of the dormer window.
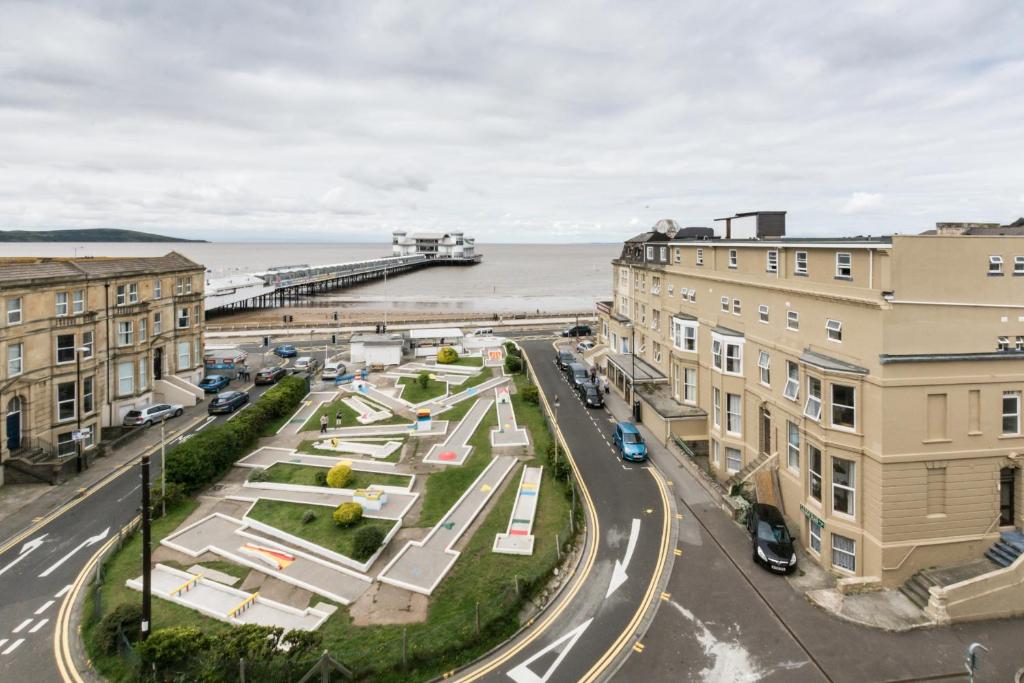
[646,246,654,260]
[989,255,1004,275]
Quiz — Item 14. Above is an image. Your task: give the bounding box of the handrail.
[171,574,202,597]
[228,592,258,618]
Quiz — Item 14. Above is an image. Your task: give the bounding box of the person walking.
[589,366,597,383]
[319,414,328,434]
[335,409,344,427]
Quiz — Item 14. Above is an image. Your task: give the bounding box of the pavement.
[490,386,530,448]
[422,397,494,466]
[493,465,543,555]
[236,446,404,476]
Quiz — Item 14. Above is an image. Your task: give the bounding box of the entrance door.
[759,405,772,456]
[1000,467,1017,527]
[153,347,163,381]
[6,397,22,451]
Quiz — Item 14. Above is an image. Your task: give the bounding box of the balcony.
[112,301,150,316]
[174,292,204,304]
[54,311,98,328]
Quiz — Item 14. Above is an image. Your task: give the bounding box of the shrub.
[417,370,431,389]
[149,481,186,520]
[504,354,523,374]
[333,502,363,527]
[326,463,352,488]
[314,470,328,486]
[94,603,142,655]
[352,524,386,561]
[520,384,539,405]
[301,509,317,525]
[437,346,459,364]
[249,467,268,482]
[503,341,521,357]
[138,626,212,672]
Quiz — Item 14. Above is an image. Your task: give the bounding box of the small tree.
[326,463,352,488]
[138,626,212,672]
[437,346,459,364]
[352,525,386,561]
[95,603,142,655]
[333,502,363,527]
[504,354,523,374]
[520,384,539,405]
[417,370,431,389]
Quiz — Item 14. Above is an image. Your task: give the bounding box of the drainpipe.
[104,282,112,428]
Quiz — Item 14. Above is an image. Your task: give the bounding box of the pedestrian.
[319,414,328,434]
[589,366,597,383]
[336,409,344,427]
[603,377,610,395]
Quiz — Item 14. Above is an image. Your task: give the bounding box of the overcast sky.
[1,1,1022,243]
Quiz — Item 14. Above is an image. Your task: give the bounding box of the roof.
[879,351,1024,364]
[351,333,404,346]
[407,327,463,339]
[606,352,666,383]
[624,231,672,243]
[800,349,869,374]
[667,236,892,247]
[636,383,706,420]
[0,251,203,287]
[711,325,744,338]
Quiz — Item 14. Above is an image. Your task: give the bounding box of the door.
[759,405,772,456]
[1000,467,1017,527]
[6,397,22,451]
[153,347,163,381]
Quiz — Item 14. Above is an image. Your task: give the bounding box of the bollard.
[514,575,521,596]
[556,533,561,561]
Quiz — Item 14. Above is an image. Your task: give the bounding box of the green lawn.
[301,398,408,432]
[260,462,412,490]
[297,438,407,464]
[443,356,483,367]
[397,376,448,404]
[260,408,297,437]
[247,499,395,560]
[162,558,251,584]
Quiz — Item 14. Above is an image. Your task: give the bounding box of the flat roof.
[606,352,666,383]
[636,384,706,420]
[407,327,463,339]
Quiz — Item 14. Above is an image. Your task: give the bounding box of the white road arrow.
[606,518,641,598]
[506,618,593,683]
[0,535,48,577]
[38,527,109,578]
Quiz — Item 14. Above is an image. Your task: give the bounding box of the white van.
[471,327,494,336]
[322,360,347,379]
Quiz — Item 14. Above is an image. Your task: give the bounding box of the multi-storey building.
[0,252,206,485]
[598,212,1024,586]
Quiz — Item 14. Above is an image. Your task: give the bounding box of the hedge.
[165,375,308,494]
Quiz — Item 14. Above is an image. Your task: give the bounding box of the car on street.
[746,503,797,574]
[612,421,648,462]
[555,349,575,370]
[561,324,592,337]
[273,344,298,358]
[208,390,250,415]
[565,362,590,390]
[123,403,184,427]
[254,366,287,385]
[579,383,604,408]
[293,356,319,373]
[576,340,596,353]
[322,361,347,380]
[198,375,230,393]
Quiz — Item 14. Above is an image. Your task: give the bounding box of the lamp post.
[553,394,560,468]
[74,346,90,473]
[160,416,167,518]
[624,322,636,405]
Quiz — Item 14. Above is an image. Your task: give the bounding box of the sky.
[0,1,1022,243]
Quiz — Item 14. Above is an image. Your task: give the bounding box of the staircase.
[724,452,773,492]
[899,569,941,609]
[985,530,1024,568]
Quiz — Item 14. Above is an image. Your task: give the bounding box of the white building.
[392,231,477,260]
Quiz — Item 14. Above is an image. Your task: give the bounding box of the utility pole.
[553,395,560,468]
[140,455,152,641]
[160,417,167,518]
[75,348,84,473]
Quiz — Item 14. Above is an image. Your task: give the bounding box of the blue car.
[198,375,230,393]
[273,344,298,358]
[613,421,648,462]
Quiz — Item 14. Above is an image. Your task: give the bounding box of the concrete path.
[227,481,417,519]
[432,375,509,410]
[282,391,338,435]
[162,513,372,605]
[385,369,471,386]
[305,438,403,459]
[342,395,393,424]
[422,397,494,466]
[490,386,529,448]
[399,362,481,376]
[378,455,518,595]
[128,563,330,630]
[323,421,448,438]
[493,466,543,555]
[236,446,400,473]
[346,381,411,413]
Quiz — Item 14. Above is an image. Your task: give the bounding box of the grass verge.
[247,499,396,559]
[260,462,412,489]
[301,398,408,432]
[396,376,448,404]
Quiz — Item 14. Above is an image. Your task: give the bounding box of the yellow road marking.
[674,548,683,556]
[675,513,683,520]
[632,642,645,653]
[661,592,671,601]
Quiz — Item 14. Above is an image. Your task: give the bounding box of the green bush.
[520,384,539,405]
[333,501,363,527]
[503,341,521,357]
[437,346,459,364]
[138,626,212,672]
[301,509,317,524]
[326,463,352,488]
[417,370,431,389]
[314,469,328,486]
[149,481,186,520]
[504,354,523,374]
[94,602,142,655]
[165,375,307,494]
[352,524,386,561]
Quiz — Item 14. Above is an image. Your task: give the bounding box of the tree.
[333,502,363,527]
[504,354,523,374]
[326,463,352,488]
[138,626,212,672]
[417,370,431,389]
[437,346,459,364]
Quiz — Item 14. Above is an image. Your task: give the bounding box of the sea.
[0,242,620,314]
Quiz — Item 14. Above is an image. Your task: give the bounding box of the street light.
[624,322,636,405]
[553,394,560,468]
[74,346,91,473]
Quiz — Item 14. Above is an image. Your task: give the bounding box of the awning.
[606,353,666,383]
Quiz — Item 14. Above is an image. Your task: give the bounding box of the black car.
[555,349,575,370]
[578,383,604,408]
[254,366,287,385]
[565,362,590,390]
[208,391,250,415]
[561,324,592,338]
[746,503,797,574]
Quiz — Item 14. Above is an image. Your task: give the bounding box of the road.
[453,339,674,683]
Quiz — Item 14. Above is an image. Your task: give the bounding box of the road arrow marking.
[506,618,593,683]
[0,534,47,577]
[606,518,641,598]
[38,527,109,578]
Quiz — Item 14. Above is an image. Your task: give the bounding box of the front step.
[984,531,1024,568]
[898,569,939,609]
[724,452,771,492]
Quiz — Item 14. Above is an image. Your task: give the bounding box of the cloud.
[0,1,1021,242]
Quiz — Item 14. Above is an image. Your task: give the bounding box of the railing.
[228,592,259,618]
[171,574,202,597]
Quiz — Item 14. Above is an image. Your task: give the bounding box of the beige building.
[0,253,206,486]
[598,213,1024,589]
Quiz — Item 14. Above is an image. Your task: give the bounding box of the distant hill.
[0,228,206,243]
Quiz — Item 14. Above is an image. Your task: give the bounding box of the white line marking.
[29,619,48,633]
[226,403,252,421]
[606,518,642,598]
[34,600,54,615]
[12,619,31,633]
[0,534,47,577]
[2,638,24,655]
[0,639,6,649]
[193,416,216,432]
[38,527,110,578]
[54,585,72,598]
[506,618,594,683]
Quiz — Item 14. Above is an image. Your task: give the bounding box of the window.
[57,381,76,421]
[688,288,696,302]
[805,377,822,421]
[1016,257,1024,276]
[117,320,133,346]
[653,342,662,363]
[7,342,23,376]
[728,249,738,268]
[758,351,770,386]
[795,251,808,275]
[139,317,147,342]
[83,376,94,414]
[177,307,190,329]
[998,336,1010,351]
[1003,391,1021,435]
[56,334,75,364]
[55,292,68,317]
[732,299,741,315]
[82,330,93,358]
[712,387,721,429]
[667,283,673,296]
[72,289,85,314]
[177,341,190,370]
[193,304,201,326]
[6,297,22,325]
[153,312,162,335]
[651,276,661,295]
[1017,336,1024,352]
[758,304,769,323]
[175,276,193,295]
[725,342,742,374]
[646,246,654,260]
[117,361,134,396]
[696,248,704,266]
[831,534,856,572]
[787,422,800,472]
[832,458,856,516]
[809,523,821,554]
[639,304,646,325]
[836,252,852,278]
[153,279,162,299]
[787,310,799,331]
[139,356,148,391]
[672,319,697,352]
[809,444,822,502]
[128,283,138,304]
[116,284,127,306]
[651,309,660,331]
[726,447,742,473]
[684,368,697,403]
[710,439,720,466]
[712,339,723,370]
[721,296,729,312]
[57,432,76,458]
[660,247,667,262]
[989,255,1004,275]
[767,250,778,272]
[826,319,842,342]
[831,384,856,429]
[784,361,799,401]
[673,248,681,264]
[726,393,742,434]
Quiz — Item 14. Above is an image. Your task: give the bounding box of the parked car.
[198,375,230,393]
[612,421,648,462]
[576,340,596,353]
[555,349,575,370]
[565,362,590,390]
[254,366,287,385]
[123,403,184,427]
[273,344,298,358]
[470,327,494,336]
[322,361,347,380]
[561,324,592,337]
[746,503,797,574]
[579,383,604,408]
[208,390,250,415]
[293,356,321,374]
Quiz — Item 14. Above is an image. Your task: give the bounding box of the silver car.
[123,403,184,427]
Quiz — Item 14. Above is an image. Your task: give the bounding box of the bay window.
[831,384,856,429]
[809,444,822,502]
[804,376,822,421]
[832,457,855,516]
